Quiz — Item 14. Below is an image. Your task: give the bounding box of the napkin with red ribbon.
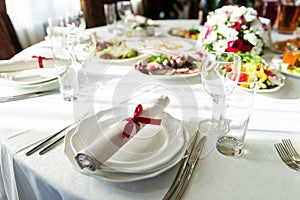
[75,95,170,171]
[0,56,54,73]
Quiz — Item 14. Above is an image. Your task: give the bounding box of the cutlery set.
[26,123,74,156]
[274,139,300,171]
[0,89,59,103]
[163,133,206,200]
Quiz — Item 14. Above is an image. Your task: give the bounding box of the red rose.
[231,21,241,31]
[227,39,243,52]
[240,44,252,53]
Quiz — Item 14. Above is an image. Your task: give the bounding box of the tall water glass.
[216,72,258,156]
[104,3,117,26]
[52,38,79,101]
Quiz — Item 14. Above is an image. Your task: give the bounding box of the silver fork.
[274,143,300,171]
[282,139,300,164]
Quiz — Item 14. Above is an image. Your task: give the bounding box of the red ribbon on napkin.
[32,56,53,68]
[123,104,162,138]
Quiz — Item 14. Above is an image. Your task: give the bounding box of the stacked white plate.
[7,68,58,88]
[64,106,190,182]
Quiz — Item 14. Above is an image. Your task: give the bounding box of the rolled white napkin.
[0,57,55,73]
[75,95,170,171]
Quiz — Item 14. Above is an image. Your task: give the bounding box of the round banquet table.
[0,20,300,200]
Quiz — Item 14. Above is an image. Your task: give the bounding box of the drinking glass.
[257,0,279,27]
[198,52,241,136]
[67,31,96,99]
[104,3,117,26]
[277,0,300,34]
[64,11,86,34]
[216,72,258,156]
[52,38,79,101]
[116,1,133,23]
[47,11,86,39]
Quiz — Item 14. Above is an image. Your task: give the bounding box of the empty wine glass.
[116,1,132,23]
[47,11,86,41]
[198,52,241,136]
[64,11,86,34]
[66,31,96,100]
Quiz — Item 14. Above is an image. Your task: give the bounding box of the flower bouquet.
[197,5,266,55]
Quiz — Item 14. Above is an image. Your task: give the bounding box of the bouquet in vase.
[197,5,267,55]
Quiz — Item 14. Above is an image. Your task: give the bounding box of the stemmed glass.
[64,11,86,34]
[198,52,241,136]
[66,31,97,100]
[116,1,132,24]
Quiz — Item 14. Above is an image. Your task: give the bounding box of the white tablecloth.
[1,20,300,200]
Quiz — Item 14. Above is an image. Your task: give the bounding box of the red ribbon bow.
[123,104,162,138]
[32,56,53,68]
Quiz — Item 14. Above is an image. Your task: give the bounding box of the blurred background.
[0,0,266,59]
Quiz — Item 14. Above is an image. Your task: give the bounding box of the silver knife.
[173,135,207,200]
[0,89,59,103]
[162,132,199,200]
[39,134,65,155]
[26,123,73,156]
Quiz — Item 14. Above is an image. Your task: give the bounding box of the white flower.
[244,33,258,45]
[203,29,217,44]
[207,12,228,26]
[229,6,246,22]
[213,39,228,52]
[222,27,238,40]
[244,8,257,22]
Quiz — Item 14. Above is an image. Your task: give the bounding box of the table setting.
[1,3,300,200]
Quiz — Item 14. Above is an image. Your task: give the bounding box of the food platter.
[272,37,300,53]
[167,28,200,40]
[272,57,300,78]
[134,52,202,79]
[235,52,286,93]
[125,38,194,52]
[95,40,143,63]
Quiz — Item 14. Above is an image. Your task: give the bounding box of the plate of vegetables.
[168,28,200,40]
[125,38,194,52]
[234,52,286,93]
[125,23,156,37]
[271,51,300,78]
[95,40,145,63]
[134,53,202,79]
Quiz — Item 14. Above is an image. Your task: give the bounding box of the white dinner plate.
[136,70,201,80]
[69,110,185,173]
[64,126,189,182]
[134,52,202,80]
[8,68,57,85]
[271,57,300,79]
[94,52,148,64]
[125,38,194,52]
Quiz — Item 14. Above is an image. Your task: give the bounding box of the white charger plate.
[69,111,185,173]
[94,52,148,64]
[8,68,57,85]
[64,126,189,182]
[64,108,190,182]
